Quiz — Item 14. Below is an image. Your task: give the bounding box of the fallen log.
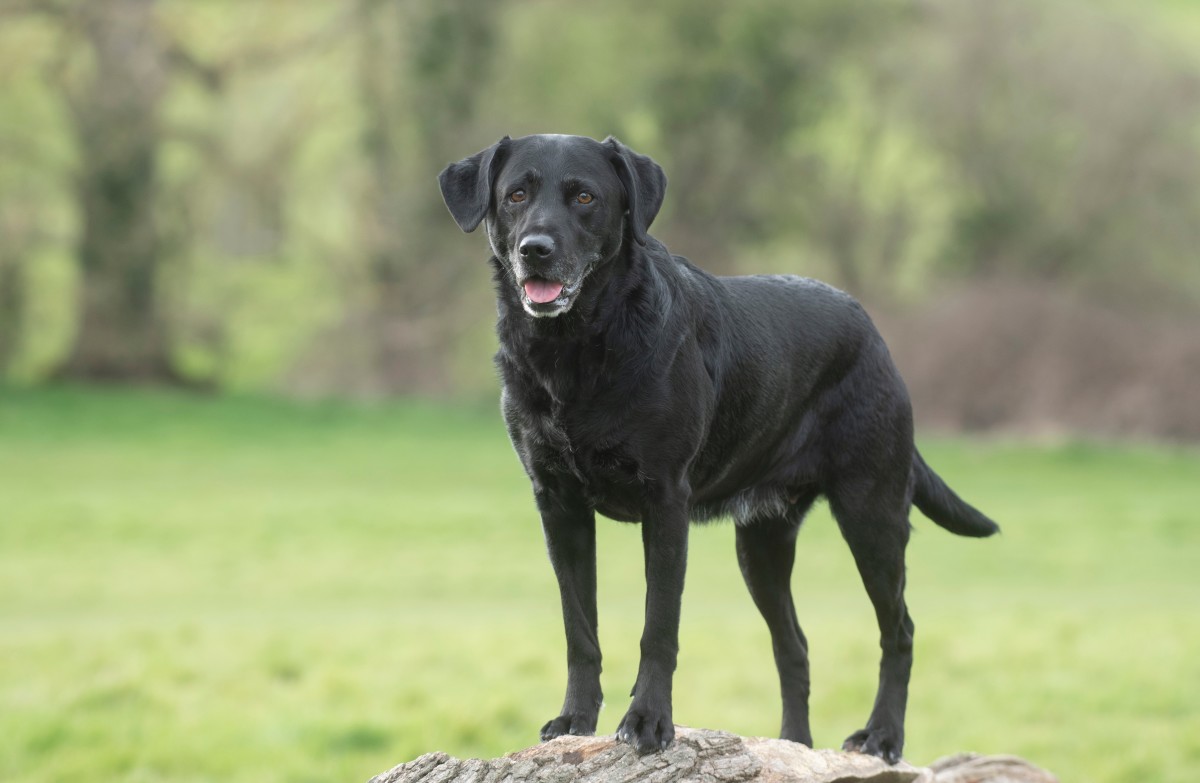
[370,727,1058,783]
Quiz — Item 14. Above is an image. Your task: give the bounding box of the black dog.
[438,134,997,763]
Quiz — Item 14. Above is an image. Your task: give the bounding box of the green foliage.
[905,0,1200,301]
[0,0,1197,391]
[1,388,1197,782]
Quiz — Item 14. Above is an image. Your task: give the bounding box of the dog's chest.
[532,404,641,480]
[508,386,648,515]
[500,333,660,514]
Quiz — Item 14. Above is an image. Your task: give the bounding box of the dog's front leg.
[537,487,603,741]
[617,484,690,753]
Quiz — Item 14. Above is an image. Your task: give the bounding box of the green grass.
[1,387,1197,782]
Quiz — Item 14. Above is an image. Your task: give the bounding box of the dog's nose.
[518,234,556,260]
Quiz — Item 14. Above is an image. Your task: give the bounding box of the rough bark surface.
[370,728,1058,783]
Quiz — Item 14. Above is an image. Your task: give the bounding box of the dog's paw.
[540,712,598,742]
[842,726,904,764]
[615,703,674,754]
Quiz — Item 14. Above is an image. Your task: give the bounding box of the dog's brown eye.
[576,192,594,205]
[509,190,526,203]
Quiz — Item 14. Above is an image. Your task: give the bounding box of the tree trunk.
[353,0,499,393]
[0,252,22,374]
[59,0,177,382]
[371,728,1059,783]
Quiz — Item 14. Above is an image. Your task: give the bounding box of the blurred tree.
[782,40,960,302]
[0,248,22,373]
[53,0,177,381]
[1,0,1197,400]
[906,0,1200,304]
[638,0,902,270]
[355,0,501,391]
[157,2,359,388]
[0,0,356,385]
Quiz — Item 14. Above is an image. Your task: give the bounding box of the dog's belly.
[557,438,819,525]
[593,499,642,523]
[592,483,817,525]
[578,452,647,523]
[517,402,822,525]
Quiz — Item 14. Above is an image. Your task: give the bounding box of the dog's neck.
[491,239,675,405]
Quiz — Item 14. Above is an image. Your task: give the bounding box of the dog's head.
[438,134,666,318]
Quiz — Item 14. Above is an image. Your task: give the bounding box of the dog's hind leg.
[828,479,914,764]
[735,498,816,747]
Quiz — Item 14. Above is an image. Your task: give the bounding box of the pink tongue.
[524,279,564,304]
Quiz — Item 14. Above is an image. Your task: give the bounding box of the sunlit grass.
[1,387,1197,782]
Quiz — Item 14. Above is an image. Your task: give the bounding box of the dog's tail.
[912,450,999,538]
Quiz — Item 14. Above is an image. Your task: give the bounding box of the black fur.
[437,134,998,763]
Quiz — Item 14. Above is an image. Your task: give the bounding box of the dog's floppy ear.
[438,136,511,233]
[603,136,667,246]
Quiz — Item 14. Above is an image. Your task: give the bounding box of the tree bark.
[371,727,1058,783]
[59,0,177,382]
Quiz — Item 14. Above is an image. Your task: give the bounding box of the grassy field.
[1,387,1197,783]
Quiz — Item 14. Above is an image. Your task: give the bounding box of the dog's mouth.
[523,278,565,304]
[515,254,601,318]
[520,276,579,317]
